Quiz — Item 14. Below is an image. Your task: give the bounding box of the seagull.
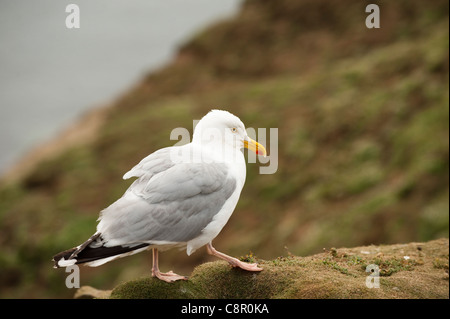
[53,109,267,282]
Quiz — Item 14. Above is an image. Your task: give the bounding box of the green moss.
[111,276,198,299]
[108,239,449,299]
[432,257,449,270]
[322,258,354,277]
[111,260,296,299]
[238,252,258,264]
[363,257,418,277]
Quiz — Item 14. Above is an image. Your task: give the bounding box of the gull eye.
[231,127,237,133]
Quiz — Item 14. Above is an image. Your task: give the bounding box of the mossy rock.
[105,239,448,299]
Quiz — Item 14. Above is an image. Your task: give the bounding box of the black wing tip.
[52,233,102,268]
[52,247,78,268]
[52,238,150,268]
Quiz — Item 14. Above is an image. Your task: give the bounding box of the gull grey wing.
[123,146,176,180]
[97,162,237,246]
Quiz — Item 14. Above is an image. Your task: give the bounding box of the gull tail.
[52,233,149,268]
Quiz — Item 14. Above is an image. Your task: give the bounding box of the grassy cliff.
[0,0,448,298]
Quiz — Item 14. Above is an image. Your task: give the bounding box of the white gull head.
[192,109,266,158]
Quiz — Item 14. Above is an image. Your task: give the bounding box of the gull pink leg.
[151,248,188,282]
[206,242,263,272]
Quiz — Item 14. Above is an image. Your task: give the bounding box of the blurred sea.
[0,0,241,175]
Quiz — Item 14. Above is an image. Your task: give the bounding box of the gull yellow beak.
[244,138,267,157]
